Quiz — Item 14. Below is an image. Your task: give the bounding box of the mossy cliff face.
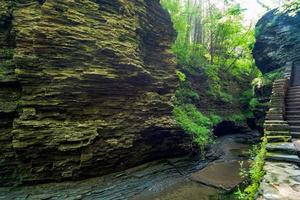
[0,0,188,186]
[253,10,300,73]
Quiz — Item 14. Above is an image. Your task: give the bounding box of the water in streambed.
[133,133,253,200]
[0,132,258,200]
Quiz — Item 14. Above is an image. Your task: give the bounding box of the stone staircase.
[264,78,300,164]
[287,86,300,158]
[287,86,300,137]
[258,62,300,199]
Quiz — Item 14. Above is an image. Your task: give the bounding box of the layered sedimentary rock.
[253,9,300,73]
[0,0,188,186]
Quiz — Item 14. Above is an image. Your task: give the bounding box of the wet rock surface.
[0,0,189,186]
[0,133,256,200]
[0,157,206,200]
[190,160,248,192]
[189,134,251,192]
[258,161,300,200]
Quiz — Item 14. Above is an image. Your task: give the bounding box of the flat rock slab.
[266,142,297,154]
[190,161,248,192]
[258,161,300,200]
[266,153,300,164]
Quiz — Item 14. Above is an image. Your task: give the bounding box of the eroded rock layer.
[253,10,300,73]
[0,0,188,186]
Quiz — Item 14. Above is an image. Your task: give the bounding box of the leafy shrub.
[228,113,245,123]
[210,114,222,126]
[173,104,213,149]
[236,137,267,200]
[219,91,234,103]
[175,82,200,104]
[252,68,284,90]
[249,98,259,111]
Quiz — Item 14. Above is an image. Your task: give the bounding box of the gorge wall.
[0,0,189,186]
[253,9,300,73]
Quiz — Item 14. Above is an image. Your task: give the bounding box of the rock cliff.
[253,9,300,73]
[0,0,189,186]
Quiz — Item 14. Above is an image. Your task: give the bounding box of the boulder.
[253,9,300,73]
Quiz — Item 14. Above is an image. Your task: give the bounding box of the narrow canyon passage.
[1,1,300,200]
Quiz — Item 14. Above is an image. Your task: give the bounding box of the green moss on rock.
[0,0,188,186]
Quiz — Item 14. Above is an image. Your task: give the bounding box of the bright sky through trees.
[236,0,282,24]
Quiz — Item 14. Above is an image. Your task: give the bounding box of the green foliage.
[252,68,284,89]
[210,114,222,126]
[240,89,256,117]
[278,0,300,16]
[219,91,233,103]
[239,68,284,119]
[175,81,199,104]
[161,0,260,103]
[0,48,14,59]
[176,70,186,82]
[161,0,262,153]
[235,137,267,200]
[249,98,259,111]
[228,113,245,123]
[173,104,213,149]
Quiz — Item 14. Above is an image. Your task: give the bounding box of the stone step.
[286,98,300,102]
[287,111,300,115]
[286,115,300,120]
[272,84,285,87]
[277,78,288,81]
[286,110,300,112]
[273,83,285,86]
[285,96,300,102]
[271,96,285,99]
[286,106,300,111]
[290,126,300,132]
[266,142,298,155]
[287,102,300,107]
[287,94,300,98]
[266,116,284,120]
[273,81,285,84]
[266,135,291,143]
[287,91,300,95]
[288,121,300,126]
[286,100,300,104]
[272,83,286,86]
[287,91,300,94]
[264,123,289,131]
[271,89,285,93]
[266,153,300,164]
[288,86,300,91]
[264,120,289,125]
[267,109,284,114]
[272,88,285,92]
[265,131,291,136]
[270,100,285,104]
[291,132,300,139]
[269,105,284,109]
[266,113,283,117]
[266,114,284,117]
[270,101,285,104]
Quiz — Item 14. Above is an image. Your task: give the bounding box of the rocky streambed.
[0,132,259,200]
